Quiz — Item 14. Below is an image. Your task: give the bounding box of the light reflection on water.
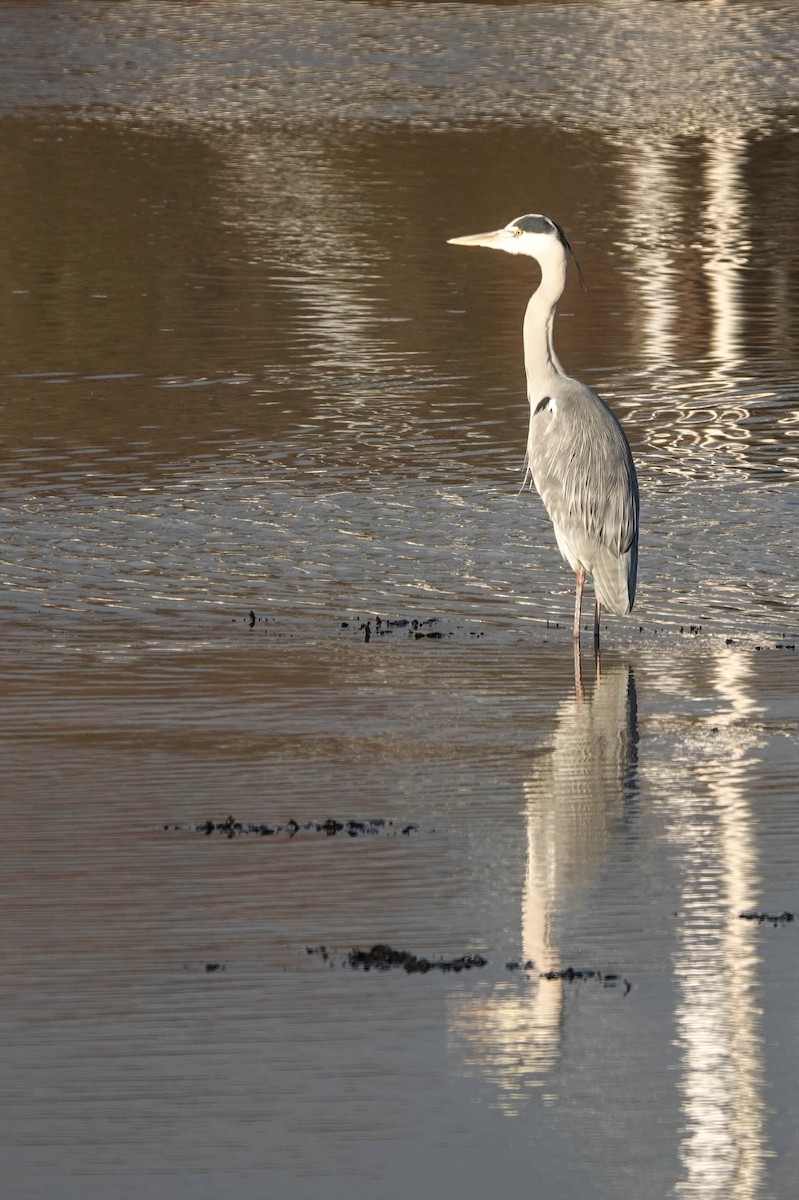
[3,3,799,1198]
[662,650,769,1199]
[445,644,796,1198]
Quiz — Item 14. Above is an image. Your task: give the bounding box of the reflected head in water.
[448,214,639,647]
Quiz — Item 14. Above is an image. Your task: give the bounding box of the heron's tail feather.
[591,541,637,616]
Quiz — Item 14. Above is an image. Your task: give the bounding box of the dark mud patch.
[307,943,487,974]
[338,614,458,643]
[343,616,455,642]
[165,816,423,839]
[739,910,794,926]
[308,945,631,989]
[236,609,799,654]
[507,961,631,992]
[237,610,485,642]
[538,966,632,993]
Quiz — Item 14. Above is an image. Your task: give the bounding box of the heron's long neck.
[522,250,567,398]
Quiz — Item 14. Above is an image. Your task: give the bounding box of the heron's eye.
[511,227,522,236]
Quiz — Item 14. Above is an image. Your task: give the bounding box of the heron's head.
[448,213,584,284]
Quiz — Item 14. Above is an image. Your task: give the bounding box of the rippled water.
[2,3,799,1198]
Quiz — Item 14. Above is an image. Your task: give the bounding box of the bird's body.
[448,213,639,644]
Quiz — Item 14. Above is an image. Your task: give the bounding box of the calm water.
[2,3,799,1198]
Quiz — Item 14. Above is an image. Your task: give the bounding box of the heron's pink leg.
[573,566,586,641]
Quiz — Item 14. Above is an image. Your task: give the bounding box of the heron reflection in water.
[450,658,638,1096]
[448,215,639,646]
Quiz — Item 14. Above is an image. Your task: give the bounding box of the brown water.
[3,3,799,1198]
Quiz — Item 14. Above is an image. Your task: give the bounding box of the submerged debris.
[164,816,424,839]
[739,910,794,925]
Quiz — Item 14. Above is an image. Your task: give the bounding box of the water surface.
[2,3,799,1198]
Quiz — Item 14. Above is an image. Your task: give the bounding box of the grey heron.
[448,214,639,645]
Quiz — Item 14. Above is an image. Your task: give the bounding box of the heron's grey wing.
[527,382,639,614]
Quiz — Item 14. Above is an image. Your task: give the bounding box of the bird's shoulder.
[548,376,611,419]
[531,376,631,455]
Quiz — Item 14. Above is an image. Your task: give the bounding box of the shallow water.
[2,3,799,1198]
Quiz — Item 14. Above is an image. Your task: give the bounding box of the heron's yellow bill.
[447,229,506,248]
